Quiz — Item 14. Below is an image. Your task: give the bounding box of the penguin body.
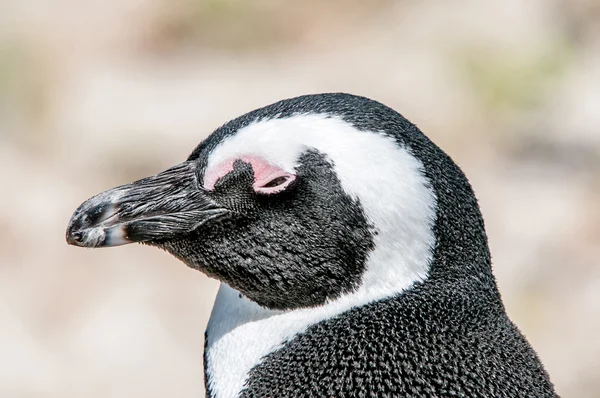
[239,286,553,398]
[67,93,557,397]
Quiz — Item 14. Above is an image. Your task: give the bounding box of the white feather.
[204,114,437,398]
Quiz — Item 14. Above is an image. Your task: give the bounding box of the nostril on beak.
[84,203,117,226]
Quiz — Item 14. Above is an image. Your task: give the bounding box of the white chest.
[204,284,278,398]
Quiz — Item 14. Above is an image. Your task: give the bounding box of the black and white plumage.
[66,93,557,397]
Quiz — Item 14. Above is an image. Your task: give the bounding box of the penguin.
[66,93,557,398]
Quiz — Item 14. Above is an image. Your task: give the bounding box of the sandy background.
[0,0,599,397]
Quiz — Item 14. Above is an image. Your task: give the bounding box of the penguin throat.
[205,257,431,398]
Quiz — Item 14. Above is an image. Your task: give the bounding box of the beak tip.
[66,211,87,247]
[65,214,107,248]
[66,230,82,246]
[66,214,134,248]
[65,217,79,246]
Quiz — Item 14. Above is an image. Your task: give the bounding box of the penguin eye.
[253,172,296,195]
[262,176,290,188]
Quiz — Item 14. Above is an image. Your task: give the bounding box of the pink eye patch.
[203,156,296,194]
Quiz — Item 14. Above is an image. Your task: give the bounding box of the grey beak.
[66,161,227,248]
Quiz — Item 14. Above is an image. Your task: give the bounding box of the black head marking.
[160,150,375,310]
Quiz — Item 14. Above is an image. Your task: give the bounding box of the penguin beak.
[66,161,227,248]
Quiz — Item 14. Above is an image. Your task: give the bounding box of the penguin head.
[67,93,491,311]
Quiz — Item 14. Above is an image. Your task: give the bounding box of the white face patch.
[204,114,437,398]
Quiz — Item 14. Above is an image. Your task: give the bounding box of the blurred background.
[0,0,599,396]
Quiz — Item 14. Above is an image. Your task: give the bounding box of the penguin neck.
[205,256,428,398]
[414,142,496,292]
[429,204,494,288]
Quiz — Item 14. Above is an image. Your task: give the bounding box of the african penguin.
[66,93,557,397]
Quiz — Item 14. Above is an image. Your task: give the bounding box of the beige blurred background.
[0,0,599,397]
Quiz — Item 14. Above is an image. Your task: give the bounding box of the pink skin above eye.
[203,156,296,194]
